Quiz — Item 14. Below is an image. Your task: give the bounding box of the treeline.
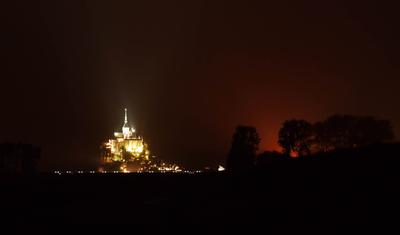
[0,143,41,175]
[227,114,395,172]
[279,114,393,156]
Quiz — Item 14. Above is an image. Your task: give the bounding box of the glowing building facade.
[100,109,150,171]
[100,108,182,173]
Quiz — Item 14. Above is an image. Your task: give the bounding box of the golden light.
[100,108,182,173]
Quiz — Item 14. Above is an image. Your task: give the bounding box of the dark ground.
[1,158,399,232]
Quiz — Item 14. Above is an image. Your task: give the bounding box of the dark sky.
[1,0,400,170]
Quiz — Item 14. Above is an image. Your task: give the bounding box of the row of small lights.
[53,170,203,175]
[53,170,96,175]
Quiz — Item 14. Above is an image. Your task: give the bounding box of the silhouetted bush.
[254,142,400,178]
[256,151,289,167]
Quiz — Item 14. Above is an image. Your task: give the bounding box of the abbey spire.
[122,108,134,138]
[124,108,128,125]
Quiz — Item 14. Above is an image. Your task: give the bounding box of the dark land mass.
[1,144,399,232]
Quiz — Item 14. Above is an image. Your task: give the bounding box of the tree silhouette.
[316,115,394,151]
[312,121,333,152]
[353,116,394,146]
[321,115,355,149]
[0,143,40,174]
[227,125,260,173]
[278,119,312,157]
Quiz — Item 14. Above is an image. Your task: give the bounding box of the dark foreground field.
[1,157,399,232]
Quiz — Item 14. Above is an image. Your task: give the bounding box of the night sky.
[2,0,400,170]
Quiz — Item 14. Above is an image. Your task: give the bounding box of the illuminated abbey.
[100,109,180,173]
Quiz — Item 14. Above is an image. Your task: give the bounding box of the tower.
[122,108,131,138]
[124,108,128,125]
